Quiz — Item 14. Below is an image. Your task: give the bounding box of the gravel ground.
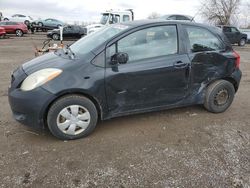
[0,33,249,188]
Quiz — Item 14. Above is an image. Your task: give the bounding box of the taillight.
[233,50,240,69]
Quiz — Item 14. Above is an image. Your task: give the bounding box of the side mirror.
[110,52,129,65]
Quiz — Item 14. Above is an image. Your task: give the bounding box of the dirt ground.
[0,33,249,188]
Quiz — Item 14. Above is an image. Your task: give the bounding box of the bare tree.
[148,12,161,19]
[199,0,241,25]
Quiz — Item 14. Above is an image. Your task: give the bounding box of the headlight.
[20,68,62,91]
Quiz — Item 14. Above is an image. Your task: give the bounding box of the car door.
[10,15,18,22]
[105,25,191,114]
[45,19,52,27]
[63,26,71,38]
[50,19,58,27]
[4,22,15,33]
[223,26,234,43]
[68,26,78,38]
[183,25,228,86]
[231,27,241,43]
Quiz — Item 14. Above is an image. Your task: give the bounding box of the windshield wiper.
[64,45,75,59]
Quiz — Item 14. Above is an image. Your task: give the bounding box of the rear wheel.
[52,33,60,40]
[47,95,98,140]
[24,20,30,26]
[204,80,235,113]
[15,29,23,37]
[238,38,246,46]
[3,18,8,21]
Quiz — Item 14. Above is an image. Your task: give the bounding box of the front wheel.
[238,38,246,46]
[15,29,23,37]
[204,80,235,113]
[47,95,98,140]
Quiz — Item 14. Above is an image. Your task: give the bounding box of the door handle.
[174,61,188,68]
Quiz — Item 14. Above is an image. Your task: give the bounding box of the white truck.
[85,9,134,35]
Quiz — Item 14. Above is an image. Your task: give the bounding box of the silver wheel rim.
[214,88,229,106]
[16,30,22,36]
[56,105,91,136]
[240,39,245,46]
[53,34,59,40]
[38,23,43,27]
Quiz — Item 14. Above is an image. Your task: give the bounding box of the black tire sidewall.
[205,81,235,113]
[24,20,30,26]
[47,96,98,140]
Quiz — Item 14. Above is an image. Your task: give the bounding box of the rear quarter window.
[184,26,224,52]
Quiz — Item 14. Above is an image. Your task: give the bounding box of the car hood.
[22,52,74,74]
[22,49,96,75]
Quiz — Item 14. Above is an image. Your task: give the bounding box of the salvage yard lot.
[0,34,249,187]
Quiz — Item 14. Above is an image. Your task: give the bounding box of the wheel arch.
[42,90,104,127]
[206,77,238,92]
[222,77,239,92]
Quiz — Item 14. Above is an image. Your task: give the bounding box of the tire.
[15,29,23,37]
[3,18,8,21]
[204,80,235,113]
[52,33,60,40]
[38,22,43,27]
[47,95,98,140]
[24,20,30,26]
[238,38,246,46]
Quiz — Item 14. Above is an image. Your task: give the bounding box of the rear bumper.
[231,69,242,92]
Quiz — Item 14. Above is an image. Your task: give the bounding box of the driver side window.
[110,25,178,63]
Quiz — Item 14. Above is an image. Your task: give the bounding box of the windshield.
[70,25,129,56]
[100,13,109,25]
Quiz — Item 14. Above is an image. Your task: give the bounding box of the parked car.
[47,25,87,40]
[3,14,33,25]
[0,26,6,38]
[0,21,28,36]
[217,25,248,46]
[161,14,194,22]
[32,18,64,29]
[8,20,242,140]
[0,12,3,21]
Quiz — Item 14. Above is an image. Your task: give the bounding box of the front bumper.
[8,67,56,129]
[8,87,56,129]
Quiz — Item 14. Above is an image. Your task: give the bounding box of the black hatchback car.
[47,25,87,40]
[8,20,242,140]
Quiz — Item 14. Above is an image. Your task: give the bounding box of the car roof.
[0,21,18,24]
[121,19,210,28]
[161,14,193,19]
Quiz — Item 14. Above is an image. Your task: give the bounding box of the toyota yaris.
[8,20,242,140]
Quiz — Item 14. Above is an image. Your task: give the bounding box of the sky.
[0,0,249,26]
[0,0,202,23]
